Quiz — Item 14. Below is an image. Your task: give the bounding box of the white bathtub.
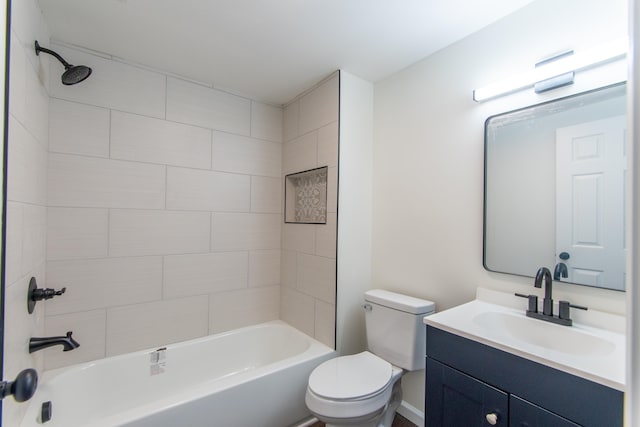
[19,321,334,427]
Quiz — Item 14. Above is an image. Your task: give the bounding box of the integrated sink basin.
[423,288,625,391]
[472,311,616,357]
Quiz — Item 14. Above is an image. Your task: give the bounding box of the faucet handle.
[515,293,538,314]
[0,369,38,402]
[559,300,588,321]
[27,277,67,314]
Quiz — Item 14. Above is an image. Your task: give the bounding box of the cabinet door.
[510,395,581,427]
[426,358,508,427]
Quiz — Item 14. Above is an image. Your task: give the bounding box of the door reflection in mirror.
[484,83,626,291]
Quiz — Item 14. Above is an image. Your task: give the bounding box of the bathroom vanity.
[423,289,625,427]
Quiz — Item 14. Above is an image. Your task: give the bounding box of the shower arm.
[34,41,73,69]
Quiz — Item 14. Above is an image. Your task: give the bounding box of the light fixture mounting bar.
[534,50,574,93]
[473,38,627,102]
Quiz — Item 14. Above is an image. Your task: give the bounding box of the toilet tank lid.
[365,290,435,314]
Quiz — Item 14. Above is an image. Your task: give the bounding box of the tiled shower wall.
[281,74,339,348]
[42,43,283,370]
[4,11,338,425]
[4,1,51,424]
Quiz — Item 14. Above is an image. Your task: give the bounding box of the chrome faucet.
[534,267,554,316]
[29,331,80,353]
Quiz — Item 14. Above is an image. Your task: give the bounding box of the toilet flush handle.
[362,304,372,312]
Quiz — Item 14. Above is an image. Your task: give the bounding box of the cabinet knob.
[485,412,498,425]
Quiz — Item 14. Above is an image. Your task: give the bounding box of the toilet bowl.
[305,352,403,426]
[305,290,435,427]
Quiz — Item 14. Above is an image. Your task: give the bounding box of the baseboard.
[291,416,319,427]
[293,402,422,427]
[397,400,424,426]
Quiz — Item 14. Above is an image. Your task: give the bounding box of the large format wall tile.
[46,256,163,315]
[251,101,283,143]
[24,56,49,147]
[44,310,106,370]
[299,74,339,135]
[8,116,47,205]
[47,207,108,261]
[166,167,250,212]
[111,111,212,169]
[48,154,166,209]
[283,131,317,175]
[106,296,209,356]
[49,44,166,119]
[314,300,336,348]
[283,100,299,143]
[5,203,23,286]
[166,78,251,135]
[297,253,336,304]
[209,286,280,334]
[163,252,249,298]
[211,213,280,251]
[9,34,27,126]
[282,223,316,254]
[21,204,47,277]
[249,250,281,287]
[317,121,339,168]
[315,213,337,259]
[280,287,315,337]
[280,250,297,288]
[280,74,339,349]
[212,132,281,177]
[4,15,50,426]
[109,210,211,256]
[49,99,110,158]
[250,176,282,213]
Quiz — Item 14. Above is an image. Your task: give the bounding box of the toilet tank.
[364,290,435,371]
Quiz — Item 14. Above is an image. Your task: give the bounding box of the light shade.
[473,38,628,102]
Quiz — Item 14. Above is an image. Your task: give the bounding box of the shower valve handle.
[27,277,67,314]
[32,287,66,301]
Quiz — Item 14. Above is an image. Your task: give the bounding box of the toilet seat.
[305,352,403,421]
[308,352,392,400]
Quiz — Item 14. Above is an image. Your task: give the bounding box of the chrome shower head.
[34,41,92,85]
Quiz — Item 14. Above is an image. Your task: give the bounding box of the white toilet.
[305,289,436,427]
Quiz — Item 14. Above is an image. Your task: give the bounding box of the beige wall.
[372,0,628,413]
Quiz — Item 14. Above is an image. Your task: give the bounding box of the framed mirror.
[484,83,627,291]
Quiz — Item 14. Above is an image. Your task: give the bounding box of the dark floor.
[310,413,417,427]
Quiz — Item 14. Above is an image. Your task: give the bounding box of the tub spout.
[29,331,80,353]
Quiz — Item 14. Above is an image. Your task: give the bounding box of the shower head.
[34,41,92,85]
[61,64,92,86]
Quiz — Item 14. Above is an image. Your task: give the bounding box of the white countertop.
[423,288,625,391]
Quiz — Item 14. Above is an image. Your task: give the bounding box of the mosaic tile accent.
[285,167,328,224]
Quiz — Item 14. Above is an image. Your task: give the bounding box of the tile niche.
[285,166,328,224]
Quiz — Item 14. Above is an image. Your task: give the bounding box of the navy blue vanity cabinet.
[426,358,508,426]
[509,395,579,427]
[425,325,623,427]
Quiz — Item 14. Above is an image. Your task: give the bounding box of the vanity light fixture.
[473,37,627,102]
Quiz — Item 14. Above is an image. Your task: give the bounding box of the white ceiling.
[37,0,535,105]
